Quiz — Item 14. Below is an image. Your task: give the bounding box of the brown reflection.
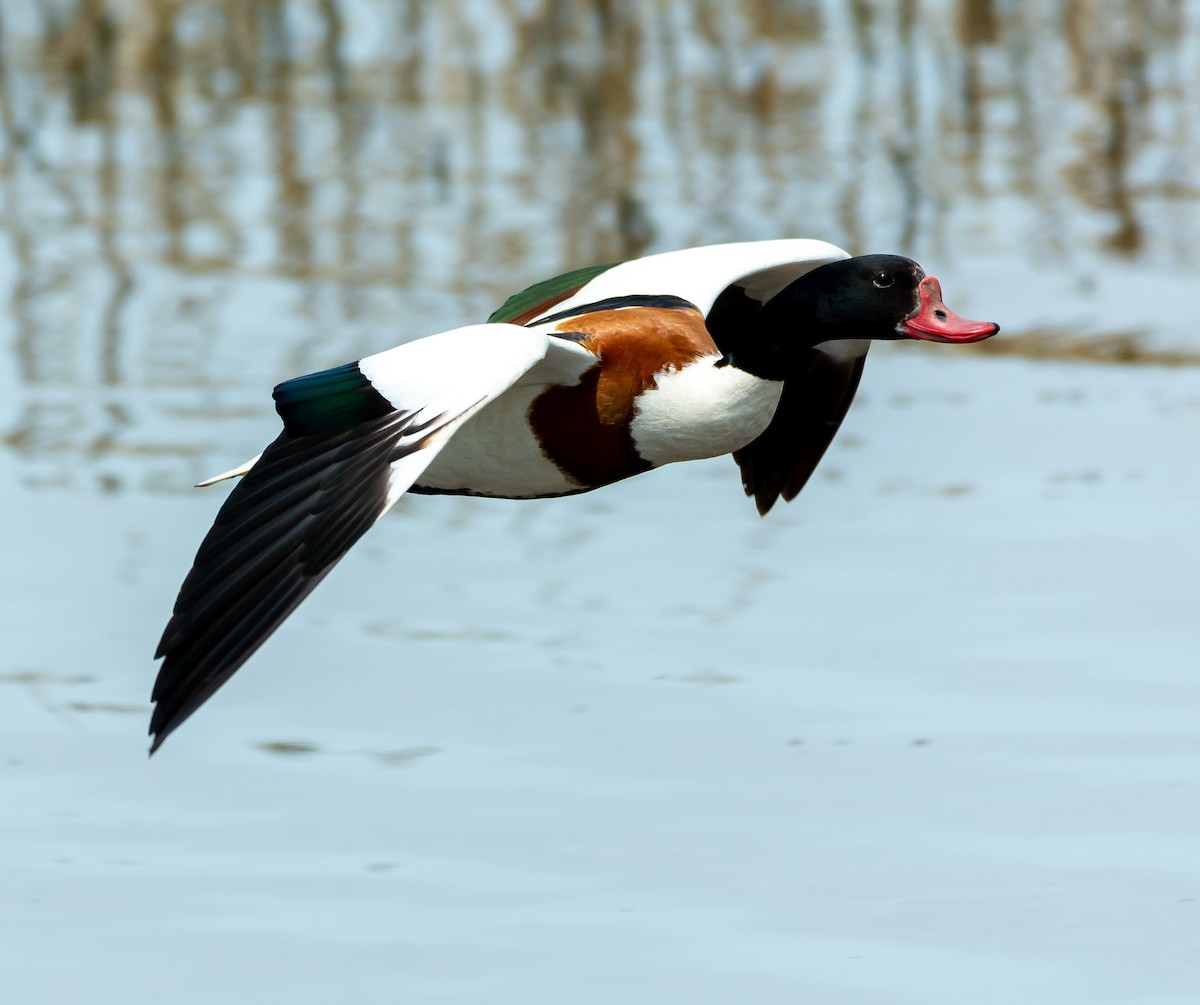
[892,0,919,250]
[837,0,876,252]
[0,0,1195,494]
[58,0,118,125]
[745,0,822,38]
[98,100,133,386]
[956,0,991,190]
[1058,2,1149,255]
[142,1,185,265]
[1101,34,1146,255]
[1003,4,1039,204]
[1062,0,1096,92]
[513,1,648,265]
[0,5,36,389]
[262,1,314,277]
[317,0,368,312]
[957,0,999,46]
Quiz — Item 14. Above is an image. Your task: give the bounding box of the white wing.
[358,325,595,506]
[530,239,851,322]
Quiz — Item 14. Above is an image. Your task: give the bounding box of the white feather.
[196,453,262,486]
[631,357,783,466]
[532,239,850,321]
[414,384,582,497]
[357,324,596,506]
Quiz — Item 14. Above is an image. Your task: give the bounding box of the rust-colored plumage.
[531,305,717,487]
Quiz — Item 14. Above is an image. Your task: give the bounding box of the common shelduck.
[149,239,998,751]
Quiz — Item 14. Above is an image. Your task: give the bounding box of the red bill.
[903,277,999,343]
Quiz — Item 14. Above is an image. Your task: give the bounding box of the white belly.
[415,384,580,498]
[630,356,783,466]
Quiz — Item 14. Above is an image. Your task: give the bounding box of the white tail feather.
[195,453,262,487]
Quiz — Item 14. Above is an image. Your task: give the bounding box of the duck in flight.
[150,239,999,752]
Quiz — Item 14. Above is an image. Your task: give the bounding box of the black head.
[797,255,928,340]
[729,254,999,380]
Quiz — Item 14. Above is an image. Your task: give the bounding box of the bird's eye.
[872,272,895,289]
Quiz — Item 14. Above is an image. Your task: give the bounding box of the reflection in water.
[0,0,1196,492]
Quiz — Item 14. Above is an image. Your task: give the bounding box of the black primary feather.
[733,348,866,515]
[149,361,441,753]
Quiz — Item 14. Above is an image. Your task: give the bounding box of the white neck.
[630,356,783,467]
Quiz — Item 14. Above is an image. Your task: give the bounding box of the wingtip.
[745,479,777,517]
[147,690,181,755]
[739,472,777,517]
[148,706,185,755]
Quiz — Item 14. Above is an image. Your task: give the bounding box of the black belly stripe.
[528,370,652,489]
[407,482,593,500]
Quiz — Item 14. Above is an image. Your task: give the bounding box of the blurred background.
[1,0,1197,493]
[5,6,1200,1001]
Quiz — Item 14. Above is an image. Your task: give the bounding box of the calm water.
[6,8,1200,999]
[1,0,1198,494]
